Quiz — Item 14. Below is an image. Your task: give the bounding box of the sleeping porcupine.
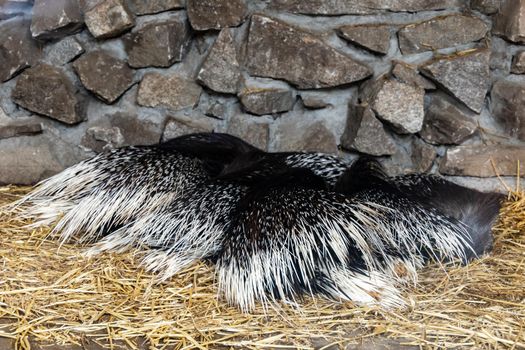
[13,132,503,311]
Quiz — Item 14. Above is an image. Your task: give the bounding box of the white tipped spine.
[14,147,208,243]
[88,183,244,280]
[217,192,473,312]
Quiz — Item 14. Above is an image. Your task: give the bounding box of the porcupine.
[12,133,349,275]
[111,136,501,310]
[12,133,503,311]
[12,133,258,243]
[86,134,352,276]
[215,158,502,311]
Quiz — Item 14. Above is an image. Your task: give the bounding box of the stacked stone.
[0,0,524,187]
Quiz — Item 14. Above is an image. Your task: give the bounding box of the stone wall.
[0,0,524,190]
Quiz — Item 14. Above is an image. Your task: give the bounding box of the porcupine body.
[391,173,503,259]
[86,136,351,278]
[215,162,490,311]
[15,147,209,243]
[12,132,503,311]
[88,180,248,280]
[336,158,502,261]
[13,133,260,243]
[14,132,349,279]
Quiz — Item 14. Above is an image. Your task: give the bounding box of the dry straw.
[0,181,524,349]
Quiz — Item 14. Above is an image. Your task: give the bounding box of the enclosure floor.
[0,185,524,350]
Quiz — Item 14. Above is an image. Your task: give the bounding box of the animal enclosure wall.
[0,0,524,189]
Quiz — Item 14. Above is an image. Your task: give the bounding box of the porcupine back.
[12,133,260,243]
[14,146,209,243]
[337,157,502,262]
[218,151,349,189]
[216,165,473,311]
[392,173,503,258]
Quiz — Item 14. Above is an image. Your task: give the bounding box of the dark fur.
[158,133,263,176]
[218,167,366,300]
[337,158,503,261]
[394,174,503,258]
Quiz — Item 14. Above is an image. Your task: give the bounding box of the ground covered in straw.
[0,185,524,350]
